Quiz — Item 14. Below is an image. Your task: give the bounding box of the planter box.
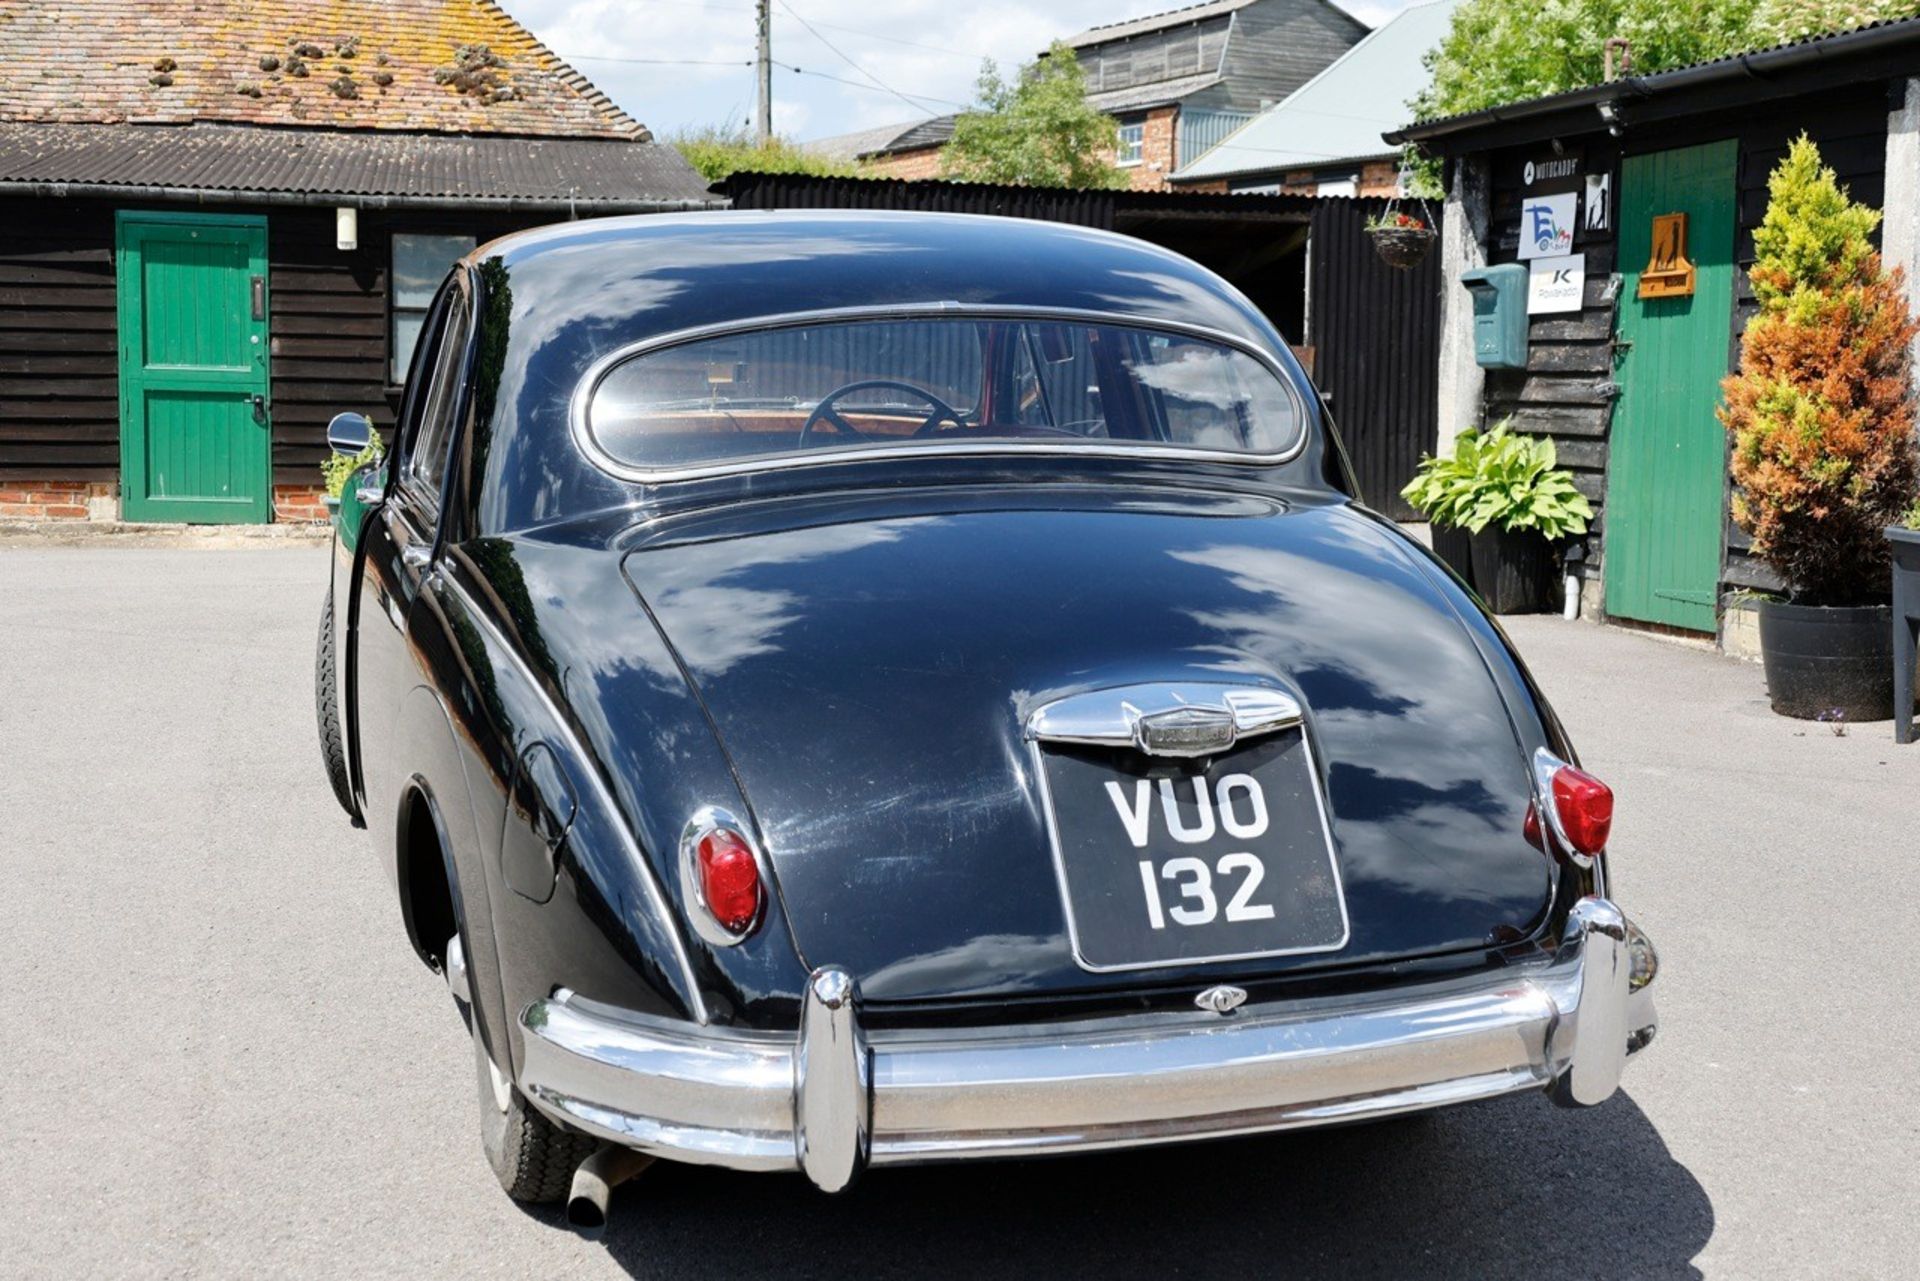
[1890,527,1920,742]
[1428,523,1476,591]
[1758,599,1894,720]
[1468,526,1553,614]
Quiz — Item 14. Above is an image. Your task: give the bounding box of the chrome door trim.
[566,303,1311,486]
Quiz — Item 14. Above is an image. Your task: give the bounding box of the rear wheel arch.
[396,779,461,973]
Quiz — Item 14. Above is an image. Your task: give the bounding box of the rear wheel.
[456,939,595,1203]
[314,591,355,817]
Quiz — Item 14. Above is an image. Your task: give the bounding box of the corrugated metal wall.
[1307,199,1441,519]
[1178,109,1255,168]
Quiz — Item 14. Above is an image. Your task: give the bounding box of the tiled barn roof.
[0,0,644,140]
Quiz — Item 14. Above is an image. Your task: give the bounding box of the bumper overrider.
[518,896,1657,1192]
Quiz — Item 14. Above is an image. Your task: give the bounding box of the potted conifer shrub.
[1721,137,1920,720]
[1401,421,1592,613]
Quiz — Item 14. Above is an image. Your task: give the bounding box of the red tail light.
[697,828,763,934]
[1548,761,1613,857]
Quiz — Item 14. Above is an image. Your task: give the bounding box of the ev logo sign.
[1520,192,1576,258]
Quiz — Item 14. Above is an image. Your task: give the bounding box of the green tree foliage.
[671,124,858,184]
[1411,0,1761,121]
[941,42,1129,189]
[1751,0,1920,42]
[1719,137,1919,603]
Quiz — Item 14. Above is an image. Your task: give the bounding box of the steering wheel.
[797,379,968,449]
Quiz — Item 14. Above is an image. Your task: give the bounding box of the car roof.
[470,209,1281,353]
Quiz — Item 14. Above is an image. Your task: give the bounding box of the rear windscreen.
[585,316,1303,474]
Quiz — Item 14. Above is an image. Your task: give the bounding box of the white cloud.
[497,0,1426,143]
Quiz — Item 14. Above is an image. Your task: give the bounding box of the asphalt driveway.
[2,544,1916,1279]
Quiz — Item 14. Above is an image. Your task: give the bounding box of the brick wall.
[1114,107,1179,192]
[274,484,330,523]
[861,147,946,180]
[0,480,108,521]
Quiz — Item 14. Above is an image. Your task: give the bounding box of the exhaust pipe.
[567,1143,654,1232]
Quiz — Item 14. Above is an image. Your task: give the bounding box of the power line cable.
[772,0,958,115]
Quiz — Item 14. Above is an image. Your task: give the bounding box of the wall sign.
[1520,192,1577,259]
[1638,212,1696,299]
[1528,253,1586,314]
[1584,173,1611,231]
[1523,153,1582,188]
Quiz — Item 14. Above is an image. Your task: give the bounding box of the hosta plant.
[1401,421,1593,541]
[1719,136,1920,605]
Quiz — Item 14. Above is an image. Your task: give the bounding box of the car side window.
[403,291,472,516]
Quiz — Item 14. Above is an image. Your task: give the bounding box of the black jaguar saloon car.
[315,211,1658,1222]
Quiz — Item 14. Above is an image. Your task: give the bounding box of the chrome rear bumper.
[518,895,1657,1192]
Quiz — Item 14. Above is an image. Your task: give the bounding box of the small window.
[1116,120,1145,167]
[391,233,476,383]
[405,298,472,510]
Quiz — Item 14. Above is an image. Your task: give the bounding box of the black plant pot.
[1429,523,1476,590]
[1468,526,1552,614]
[1756,599,1894,721]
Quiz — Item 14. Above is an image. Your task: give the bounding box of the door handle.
[402,544,432,570]
[250,393,269,425]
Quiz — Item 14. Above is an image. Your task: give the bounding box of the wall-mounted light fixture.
[335,206,358,252]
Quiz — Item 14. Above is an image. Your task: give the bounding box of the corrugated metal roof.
[1391,12,1920,144]
[0,122,716,206]
[1176,0,1460,180]
[1065,0,1257,48]
[0,0,641,140]
[803,118,927,161]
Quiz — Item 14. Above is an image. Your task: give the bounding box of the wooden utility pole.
[755,0,772,143]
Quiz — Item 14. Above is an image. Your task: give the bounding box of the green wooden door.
[1603,141,1738,632]
[115,213,271,523]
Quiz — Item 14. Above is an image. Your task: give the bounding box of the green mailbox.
[1461,263,1529,370]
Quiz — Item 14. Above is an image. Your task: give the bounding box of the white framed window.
[391,232,476,383]
[1116,120,1145,167]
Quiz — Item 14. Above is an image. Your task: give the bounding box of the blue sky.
[498,0,1422,143]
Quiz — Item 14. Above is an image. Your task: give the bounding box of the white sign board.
[1528,252,1586,314]
[1519,192,1576,259]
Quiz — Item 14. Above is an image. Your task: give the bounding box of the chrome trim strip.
[565,303,1311,486]
[438,573,711,1025]
[515,897,1651,1187]
[1026,681,1303,756]
[1025,684,1351,974]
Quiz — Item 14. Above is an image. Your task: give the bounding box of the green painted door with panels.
[1603,140,1737,632]
[115,213,271,523]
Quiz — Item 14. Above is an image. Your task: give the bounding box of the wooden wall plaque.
[1638,212,1696,299]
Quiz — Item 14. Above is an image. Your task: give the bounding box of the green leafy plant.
[1719,136,1919,604]
[321,427,384,501]
[670,124,859,184]
[1410,0,1762,123]
[1401,421,1593,541]
[941,42,1128,190]
[1904,495,1920,530]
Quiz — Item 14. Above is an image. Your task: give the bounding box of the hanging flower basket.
[1368,216,1436,269]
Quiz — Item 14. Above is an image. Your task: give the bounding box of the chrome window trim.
[436,571,712,1025]
[1024,680,1353,974]
[567,303,1313,486]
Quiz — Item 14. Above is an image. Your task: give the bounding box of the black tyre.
[471,1001,595,1203]
[315,592,356,817]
